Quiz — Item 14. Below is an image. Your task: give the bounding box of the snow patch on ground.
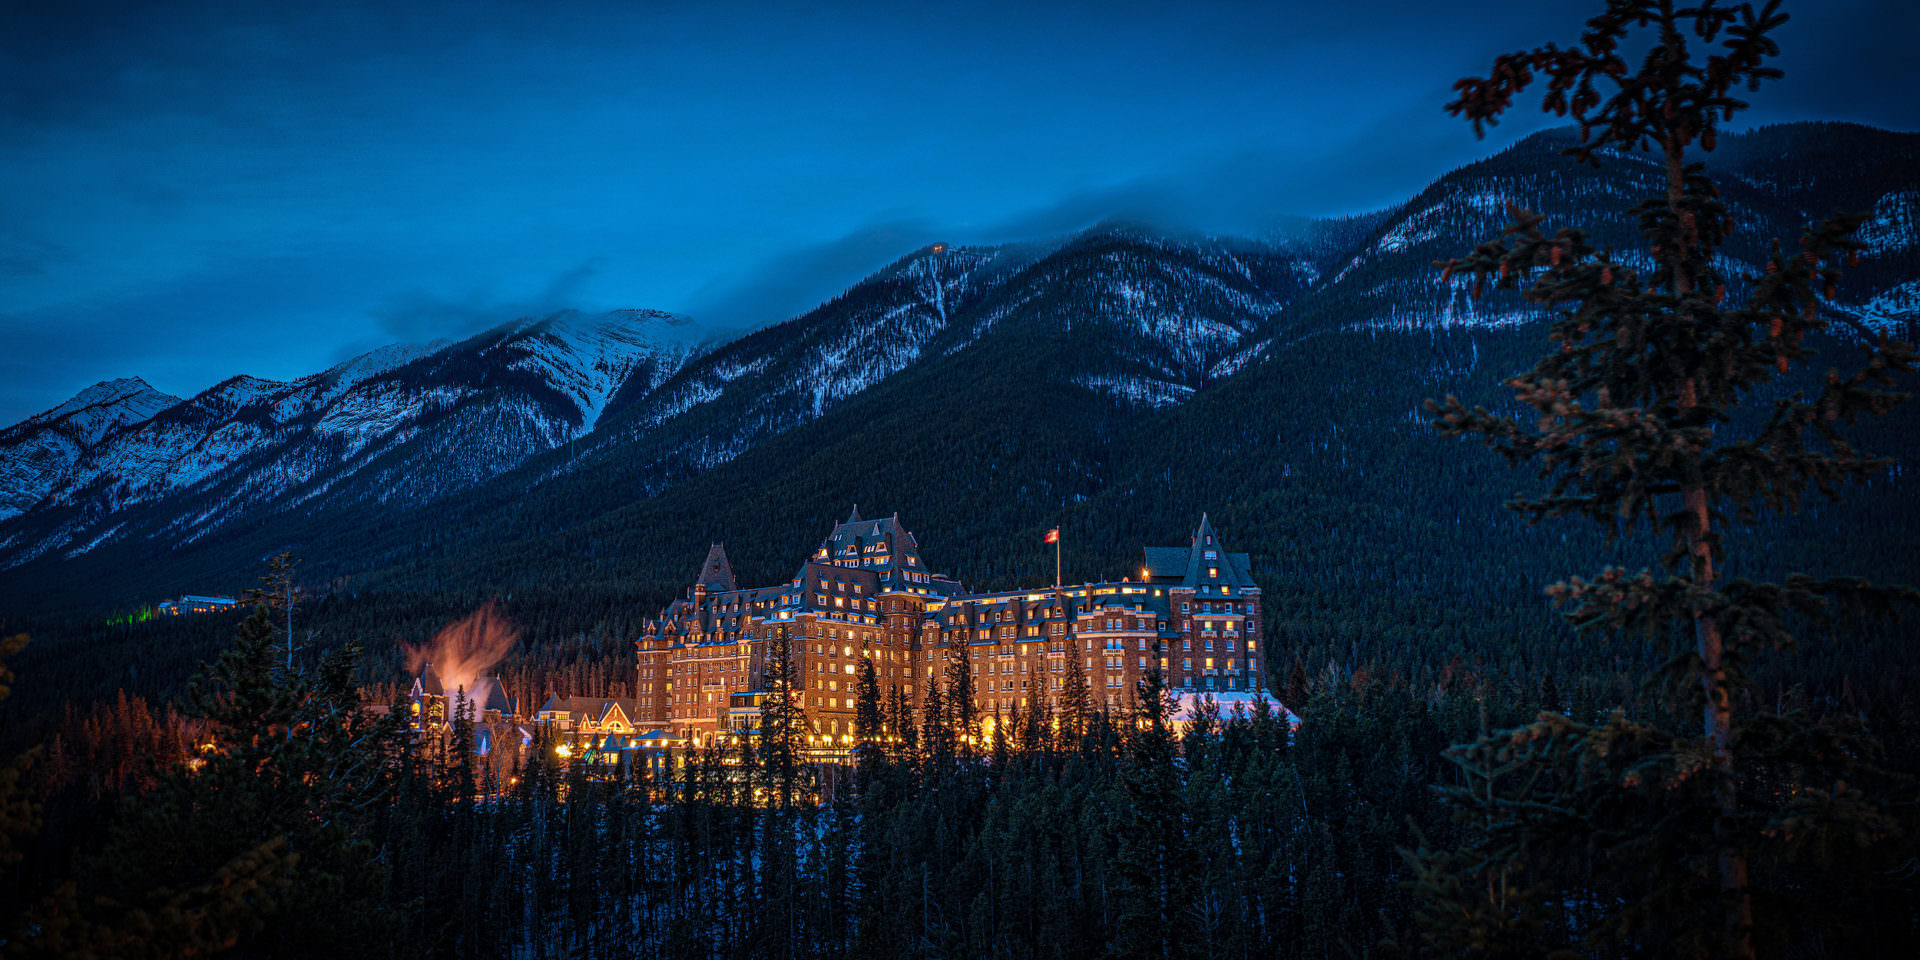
[1075,374,1196,409]
[1859,190,1918,254]
[1855,278,1920,330]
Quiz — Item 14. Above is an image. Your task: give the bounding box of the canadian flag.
[1044,528,1060,543]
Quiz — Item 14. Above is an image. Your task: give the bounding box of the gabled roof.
[536,696,642,724]
[418,663,445,698]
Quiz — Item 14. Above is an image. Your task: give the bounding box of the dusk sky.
[3,0,1915,425]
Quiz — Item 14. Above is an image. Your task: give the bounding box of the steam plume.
[403,602,519,705]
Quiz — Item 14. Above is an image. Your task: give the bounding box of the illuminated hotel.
[636,511,1264,749]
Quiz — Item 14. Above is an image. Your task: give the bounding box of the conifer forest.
[3,1,1918,957]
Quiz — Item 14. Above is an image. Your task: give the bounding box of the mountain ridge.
[1,121,1914,614]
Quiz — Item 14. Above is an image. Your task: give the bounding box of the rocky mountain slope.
[1,122,1913,613]
[0,378,182,522]
[0,310,696,568]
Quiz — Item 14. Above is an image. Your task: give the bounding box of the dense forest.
[3,1,1919,957]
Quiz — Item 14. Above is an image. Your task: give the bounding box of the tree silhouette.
[1417,2,1917,956]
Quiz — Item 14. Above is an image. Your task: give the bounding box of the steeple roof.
[695,542,738,592]
[1140,514,1257,593]
[847,504,862,524]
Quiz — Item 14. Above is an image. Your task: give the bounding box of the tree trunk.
[1669,131,1755,960]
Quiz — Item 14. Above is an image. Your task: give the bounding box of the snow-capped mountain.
[1,122,1913,587]
[0,378,181,521]
[1284,123,1920,340]
[0,310,697,567]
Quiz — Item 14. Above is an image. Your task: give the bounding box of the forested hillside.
[3,122,1916,741]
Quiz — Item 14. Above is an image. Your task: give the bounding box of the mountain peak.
[8,377,182,438]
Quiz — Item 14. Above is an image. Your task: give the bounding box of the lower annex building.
[637,510,1265,750]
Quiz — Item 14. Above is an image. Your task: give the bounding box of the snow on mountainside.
[0,310,695,568]
[2,123,1914,576]
[1279,125,1920,345]
[0,378,181,521]
[555,245,1023,487]
[543,230,1309,510]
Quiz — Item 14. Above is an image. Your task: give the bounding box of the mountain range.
[2,121,1916,620]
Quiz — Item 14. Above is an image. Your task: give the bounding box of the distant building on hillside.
[157,595,239,616]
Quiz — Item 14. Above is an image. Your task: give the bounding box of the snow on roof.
[1171,691,1300,729]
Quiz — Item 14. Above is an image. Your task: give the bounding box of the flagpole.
[1055,532,1061,587]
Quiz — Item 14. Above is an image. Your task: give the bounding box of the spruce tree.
[1416,2,1917,956]
[944,641,979,760]
[854,657,887,790]
[1060,640,1093,746]
[1109,645,1196,960]
[760,627,807,811]
[14,602,402,957]
[0,633,35,872]
[887,682,919,768]
[923,676,952,775]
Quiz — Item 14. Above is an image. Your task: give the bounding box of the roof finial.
[847,503,862,524]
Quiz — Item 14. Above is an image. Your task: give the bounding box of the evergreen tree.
[1060,639,1093,746]
[944,642,979,761]
[887,683,919,768]
[854,656,887,790]
[1416,2,1918,956]
[923,676,952,774]
[1282,655,1309,713]
[0,633,35,872]
[760,627,807,811]
[13,602,402,957]
[1109,645,1197,960]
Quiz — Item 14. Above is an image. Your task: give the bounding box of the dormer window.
[1203,549,1217,560]
[1208,567,1219,578]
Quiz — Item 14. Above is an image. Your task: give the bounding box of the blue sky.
[3,0,1915,424]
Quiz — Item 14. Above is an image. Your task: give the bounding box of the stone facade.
[637,510,1263,748]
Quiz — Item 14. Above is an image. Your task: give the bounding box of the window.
[1208,567,1218,578]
